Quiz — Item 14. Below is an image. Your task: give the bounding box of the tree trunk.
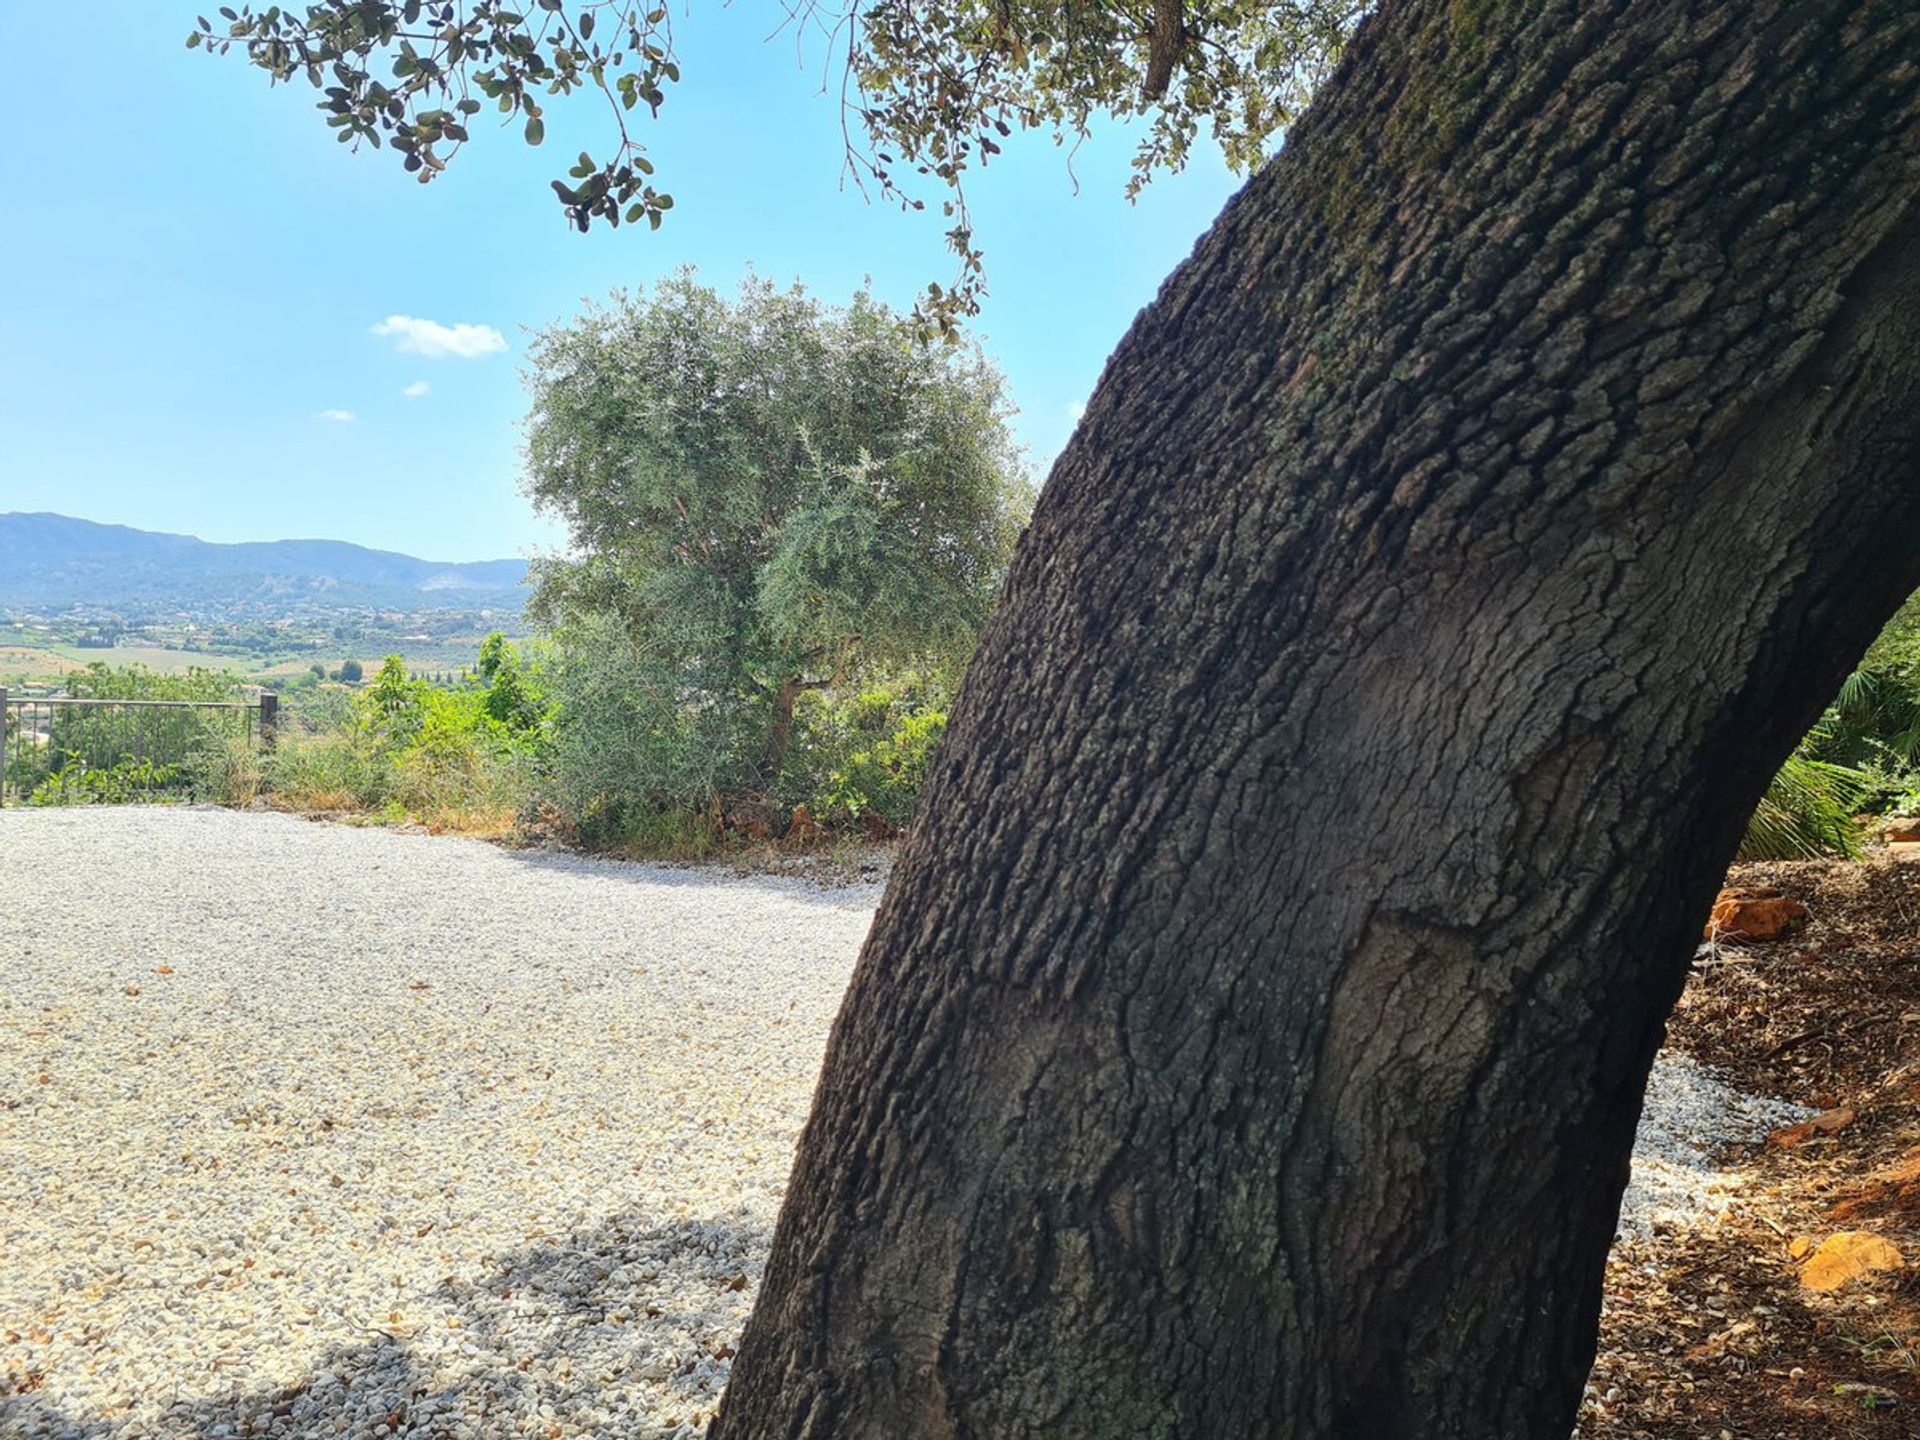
[762,677,803,784]
[715,3,1920,1436]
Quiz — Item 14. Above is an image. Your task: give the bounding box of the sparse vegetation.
[263,648,546,833]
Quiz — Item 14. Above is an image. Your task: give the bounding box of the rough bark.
[715,3,1920,1437]
[763,678,804,784]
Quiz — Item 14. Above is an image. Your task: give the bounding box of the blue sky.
[0,4,1243,561]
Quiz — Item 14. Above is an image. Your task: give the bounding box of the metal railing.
[0,689,277,806]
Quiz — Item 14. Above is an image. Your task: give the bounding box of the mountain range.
[0,512,528,616]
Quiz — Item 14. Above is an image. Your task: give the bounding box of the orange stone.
[1704,887,1809,942]
[1799,1231,1905,1292]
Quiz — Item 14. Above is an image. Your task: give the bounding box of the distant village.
[0,600,519,698]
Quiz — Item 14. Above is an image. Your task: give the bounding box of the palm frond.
[1738,751,1872,861]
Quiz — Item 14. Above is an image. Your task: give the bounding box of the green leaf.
[525,115,545,146]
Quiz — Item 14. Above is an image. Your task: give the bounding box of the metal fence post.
[0,686,9,806]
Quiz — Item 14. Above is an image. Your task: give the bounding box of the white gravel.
[1,808,877,1440]
[1617,1051,1807,1242]
[0,806,1799,1436]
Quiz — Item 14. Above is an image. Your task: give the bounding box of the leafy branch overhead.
[189,0,1360,335]
[189,1,679,233]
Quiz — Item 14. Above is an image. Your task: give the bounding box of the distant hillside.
[0,513,527,616]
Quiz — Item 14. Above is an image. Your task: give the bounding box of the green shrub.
[8,663,253,803]
[1748,591,1920,858]
[263,728,396,810]
[261,653,544,830]
[802,690,949,828]
[29,756,185,806]
[187,732,264,807]
[63,662,239,703]
[362,656,427,746]
[537,614,756,845]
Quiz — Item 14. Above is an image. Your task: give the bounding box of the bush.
[527,616,961,850]
[29,756,184,806]
[1737,744,1873,861]
[264,729,395,811]
[188,732,264,807]
[262,650,548,831]
[63,662,239,703]
[794,679,951,828]
[537,616,754,848]
[8,663,252,803]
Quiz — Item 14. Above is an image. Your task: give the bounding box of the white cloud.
[403,380,431,398]
[1067,400,1087,423]
[316,409,357,422]
[373,314,508,360]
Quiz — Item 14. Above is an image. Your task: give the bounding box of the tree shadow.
[490,842,887,913]
[1,1208,764,1439]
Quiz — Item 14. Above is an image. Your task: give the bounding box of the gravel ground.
[1,808,877,1440]
[1617,1052,1806,1240]
[1,807,1798,1438]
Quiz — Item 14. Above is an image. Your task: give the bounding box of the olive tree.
[523,272,1031,781]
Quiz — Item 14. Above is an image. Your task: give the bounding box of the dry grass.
[266,786,359,813]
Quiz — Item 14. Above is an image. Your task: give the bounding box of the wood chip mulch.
[1581,853,1920,1439]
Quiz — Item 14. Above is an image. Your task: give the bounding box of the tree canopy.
[190,0,1360,332]
[522,271,1031,776]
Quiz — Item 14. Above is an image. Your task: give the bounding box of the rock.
[1882,815,1920,843]
[1798,1230,1905,1291]
[1768,1105,1855,1148]
[784,805,823,848]
[1703,887,1808,942]
[1888,840,1920,864]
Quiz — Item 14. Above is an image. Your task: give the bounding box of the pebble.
[1618,1052,1808,1241]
